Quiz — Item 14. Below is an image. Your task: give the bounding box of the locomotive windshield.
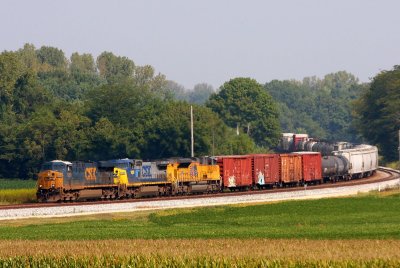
[40,162,67,172]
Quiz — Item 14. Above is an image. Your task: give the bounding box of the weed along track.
[0,168,399,220]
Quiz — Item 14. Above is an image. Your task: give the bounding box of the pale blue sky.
[1,0,399,88]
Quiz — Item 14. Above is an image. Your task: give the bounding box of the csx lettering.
[142,166,151,177]
[85,167,96,181]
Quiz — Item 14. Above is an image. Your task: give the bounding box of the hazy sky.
[1,0,399,89]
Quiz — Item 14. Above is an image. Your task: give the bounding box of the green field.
[0,179,36,204]
[1,191,399,240]
[0,178,36,190]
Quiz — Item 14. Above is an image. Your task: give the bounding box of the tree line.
[0,44,278,178]
[0,44,398,178]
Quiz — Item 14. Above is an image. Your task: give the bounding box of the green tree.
[165,80,188,101]
[354,66,400,161]
[0,52,24,105]
[36,46,68,71]
[265,72,363,142]
[96,52,134,83]
[142,102,259,158]
[133,65,168,98]
[188,83,214,104]
[207,78,281,148]
[17,43,40,74]
[70,52,96,75]
[84,82,164,157]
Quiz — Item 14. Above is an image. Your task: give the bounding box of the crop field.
[0,179,36,204]
[1,191,400,240]
[0,190,399,267]
[0,179,36,190]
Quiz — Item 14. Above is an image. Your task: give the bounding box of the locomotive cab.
[37,160,72,201]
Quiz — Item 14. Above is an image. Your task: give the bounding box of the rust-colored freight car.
[216,155,252,189]
[251,154,280,188]
[297,152,322,183]
[279,154,303,185]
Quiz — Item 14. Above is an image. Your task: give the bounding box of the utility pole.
[191,105,194,158]
[212,130,215,156]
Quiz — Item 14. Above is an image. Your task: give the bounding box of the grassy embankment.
[0,190,399,266]
[0,179,36,204]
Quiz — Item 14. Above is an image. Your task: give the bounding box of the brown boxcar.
[296,152,322,183]
[251,154,280,188]
[216,155,252,189]
[279,154,302,185]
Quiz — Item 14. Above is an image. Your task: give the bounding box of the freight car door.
[233,158,243,187]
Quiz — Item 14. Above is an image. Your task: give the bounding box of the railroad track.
[0,167,399,215]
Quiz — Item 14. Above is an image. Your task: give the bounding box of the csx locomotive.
[37,158,220,202]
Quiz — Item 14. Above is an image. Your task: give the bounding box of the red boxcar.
[292,134,308,150]
[251,154,280,188]
[216,155,252,189]
[279,154,303,185]
[296,152,322,183]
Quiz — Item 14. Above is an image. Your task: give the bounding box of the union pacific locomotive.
[37,143,378,202]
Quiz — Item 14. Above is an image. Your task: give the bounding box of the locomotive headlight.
[47,172,50,176]
[39,185,42,188]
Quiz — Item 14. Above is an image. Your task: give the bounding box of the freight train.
[36,144,378,202]
[279,133,379,181]
[280,133,352,155]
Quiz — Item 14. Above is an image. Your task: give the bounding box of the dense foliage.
[207,78,281,148]
[0,44,261,179]
[0,43,397,178]
[354,66,400,161]
[265,71,364,142]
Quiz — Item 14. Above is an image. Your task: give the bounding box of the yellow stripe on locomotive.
[166,161,220,182]
[113,168,128,185]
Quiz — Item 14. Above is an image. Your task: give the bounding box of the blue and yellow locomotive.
[37,158,221,202]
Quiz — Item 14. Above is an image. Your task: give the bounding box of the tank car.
[311,142,334,156]
[321,155,349,182]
